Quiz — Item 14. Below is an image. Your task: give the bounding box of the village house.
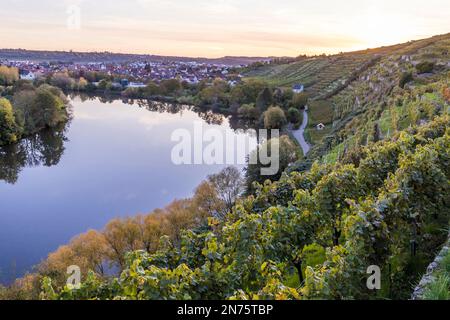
[292,83,305,94]
[317,123,326,130]
[19,71,36,80]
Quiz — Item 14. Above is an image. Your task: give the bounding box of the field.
[305,100,334,145]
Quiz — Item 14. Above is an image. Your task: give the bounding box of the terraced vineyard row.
[244,53,376,98]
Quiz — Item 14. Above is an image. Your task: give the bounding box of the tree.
[246,135,300,192]
[263,106,287,129]
[443,86,450,103]
[0,66,19,86]
[0,98,20,145]
[256,87,273,111]
[33,86,66,129]
[36,116,450,300]
[292,93,308,109]
[144,81,161,96]
[238,103,259,120]
[77,77,88,91]
[103,218,144,270]
[191,181,225,220]
[288,107,302,124]
[197,79,230,109]
[399,72,413,88]
[207,166,244,216]
[50,72,75,90]
[160,79,182,96]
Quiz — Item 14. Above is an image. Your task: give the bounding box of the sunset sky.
[1,0,449,58]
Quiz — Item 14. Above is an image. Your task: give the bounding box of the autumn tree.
[0,66,19,85]
[207,166,244,216]
[103,217,144,269]
[191,181,225,220]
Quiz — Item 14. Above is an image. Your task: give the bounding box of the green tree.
[0,98,20,145]
[256,87,273,112]
[246,135,300,192]
[287,107,302,124]
[399,72,413,88]
[292,93,308,109]
[263,106,287,129]
[34,86,66,128]
[238,103,259,120]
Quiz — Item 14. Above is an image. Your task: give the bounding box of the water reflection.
[0,95,256,186]
[69,92,229,126]
[0,95,260,284]
[0,123,69,184]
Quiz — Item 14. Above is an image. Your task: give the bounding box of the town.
[0,57,249,88]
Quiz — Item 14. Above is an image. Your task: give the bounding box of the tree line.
[0,66,70,146]
[36,70,309,131]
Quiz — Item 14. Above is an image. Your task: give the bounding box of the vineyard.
[244,54,375,99]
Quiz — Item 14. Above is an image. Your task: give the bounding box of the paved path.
[291,109,310,155]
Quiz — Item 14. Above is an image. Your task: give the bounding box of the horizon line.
[1,32,449,61]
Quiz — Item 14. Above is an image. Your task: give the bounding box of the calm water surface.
[0,96,254,283]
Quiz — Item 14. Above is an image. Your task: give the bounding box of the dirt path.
[291,108,310,155]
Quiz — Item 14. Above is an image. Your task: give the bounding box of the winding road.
[291,108,310,155]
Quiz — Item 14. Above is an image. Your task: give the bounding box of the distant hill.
[0,49,271,66]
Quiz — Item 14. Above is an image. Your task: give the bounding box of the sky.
[0,0,449,58]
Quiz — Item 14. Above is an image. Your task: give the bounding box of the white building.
[128,82,146,88]
[292,84,305,94]
[20,71,36,81]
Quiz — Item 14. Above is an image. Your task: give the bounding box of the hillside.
[245,33,450,162]
[244,33,450,99]
[0,49,269,66]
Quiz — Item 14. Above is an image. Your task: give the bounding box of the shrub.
[399,72,413,88]
[238,103,259,120]
[416,61,434,74]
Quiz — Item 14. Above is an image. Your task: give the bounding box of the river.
[0,96,255,284]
